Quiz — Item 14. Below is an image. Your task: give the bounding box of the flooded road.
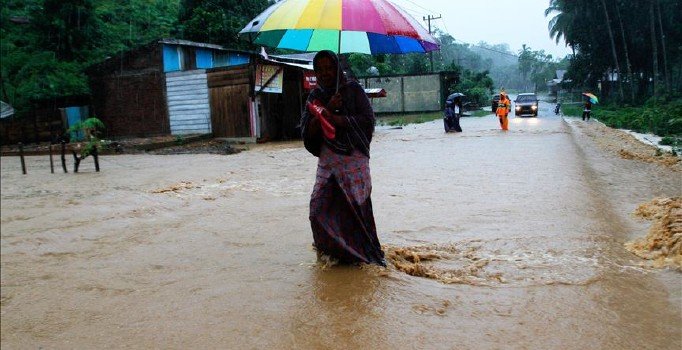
[2,98,680,349]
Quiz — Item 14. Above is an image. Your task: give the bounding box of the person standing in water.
[444,98,463,133]
[299,50,385,266]
[496,91,511,131]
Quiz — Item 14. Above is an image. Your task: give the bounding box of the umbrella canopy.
[447,92,465,100]
[582,92,599,104]
[238,0,439,55]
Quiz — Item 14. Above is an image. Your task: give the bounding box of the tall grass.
[560,98,682,152]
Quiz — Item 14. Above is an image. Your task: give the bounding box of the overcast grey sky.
[391,0,572,59]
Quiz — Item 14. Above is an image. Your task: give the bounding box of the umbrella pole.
[336,30,341,93]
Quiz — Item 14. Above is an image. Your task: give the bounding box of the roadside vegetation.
[562,97,682,153]
[548,0,681,149]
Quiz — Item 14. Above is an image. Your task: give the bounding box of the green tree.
[0,0,180,116]
[178,0,271,49]
[544,0,682,100]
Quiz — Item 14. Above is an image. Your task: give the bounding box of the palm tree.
[599,0,624,101]
[649,0,659,96]
[545,0,577,57]
[655,0,671,92]
[614,0,635,102]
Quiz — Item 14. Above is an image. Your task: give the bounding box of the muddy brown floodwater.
[2,98,681,349]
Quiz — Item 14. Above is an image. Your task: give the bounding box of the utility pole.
[423,14,441,72]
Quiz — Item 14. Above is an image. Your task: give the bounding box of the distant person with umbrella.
[582,92,598,121]
[299,50,385,266]
[444,93,464,132]
[496,90,511,131]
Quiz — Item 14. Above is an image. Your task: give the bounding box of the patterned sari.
[309,145,385,265]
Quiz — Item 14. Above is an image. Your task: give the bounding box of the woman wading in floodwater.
[299,50,385,266]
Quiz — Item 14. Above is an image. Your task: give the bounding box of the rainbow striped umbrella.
[238,0,440,55]
[582,92,599,104]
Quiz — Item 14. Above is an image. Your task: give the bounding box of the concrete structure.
[360,72,458,114]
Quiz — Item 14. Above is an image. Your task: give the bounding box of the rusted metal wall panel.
[89,44,169,138]
[90,71,168,138]
[165,70,211,135]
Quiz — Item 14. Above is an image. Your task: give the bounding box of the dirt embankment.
[626,197,682,270]
[583,122,680,170]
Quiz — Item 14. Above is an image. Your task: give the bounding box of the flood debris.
[150,181,197,194]
[412,299,452,316]
[625,197,682,269]
[618,149,680,168]
[384,244,491,285]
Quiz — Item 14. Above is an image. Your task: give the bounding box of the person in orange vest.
[496,91,511,131]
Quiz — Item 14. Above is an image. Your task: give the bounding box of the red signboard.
[303,71,317,91]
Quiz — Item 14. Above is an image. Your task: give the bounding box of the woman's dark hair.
[313,50,338,72]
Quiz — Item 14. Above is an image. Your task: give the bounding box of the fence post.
[72,150,81,173]
[60,140,68,173]
[19,142,26,174]
[93,145,99,172]
[49,143,54,174]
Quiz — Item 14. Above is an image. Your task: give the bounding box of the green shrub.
[561,104,582,116]
[67,117,106,157]
[591,98,682,137]
[659,136,676,146]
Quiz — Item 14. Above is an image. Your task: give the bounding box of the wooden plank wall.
[165,70,211,135]
[207,67,252,138]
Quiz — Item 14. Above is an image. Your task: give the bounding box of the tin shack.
[88,39,324,142]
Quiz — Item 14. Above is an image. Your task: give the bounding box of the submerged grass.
[376,111,442,126]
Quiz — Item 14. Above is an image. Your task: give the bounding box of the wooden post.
[60,140,68,173]
[92,145,99,172]
[19,142,26,174]
[72,151,81,173]
[49,143,54,174]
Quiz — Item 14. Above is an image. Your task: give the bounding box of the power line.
[397,0,437,14]
[465,42,519,58]
[423,14,442,72]
[430,22,519,58]
[402,7,424,19]
[392,2,423,17]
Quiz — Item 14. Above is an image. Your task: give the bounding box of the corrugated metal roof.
[263,58,313,71]
[270,53,317,63]
[1,101,15,119]
[158,39,254,57]
[158,38,225,51]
